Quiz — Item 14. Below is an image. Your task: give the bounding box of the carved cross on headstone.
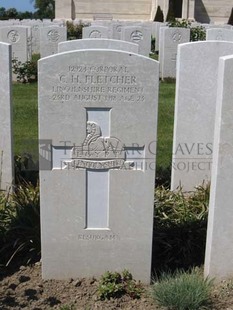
[52,108,145,230]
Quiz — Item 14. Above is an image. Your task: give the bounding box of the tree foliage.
[0,7,34,20]
[32,0,55,19]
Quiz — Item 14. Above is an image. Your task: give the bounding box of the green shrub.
[190,26,206,41]
[167,19,191,28]
[0,183,40,269]
[12,53,40,83]
[152,268,213,310]
[66,21,90,40]
[168,19,206,41]
[152,184,209,273]
[98,270,143,300]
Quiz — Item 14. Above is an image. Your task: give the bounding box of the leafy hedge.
[152,184,209,274]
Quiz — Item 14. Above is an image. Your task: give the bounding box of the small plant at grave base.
[97,270,143,300]
[153,184,209,272]
[152,268,213,310]
[12,53,40,83]
[0,182,40,268]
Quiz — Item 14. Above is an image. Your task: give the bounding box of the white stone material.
[21,21,43,54]
[40,26,67,58]
[154,22,167,52]
[0,26,31,62]
[0,43,14,191]
[58,38,139,53]
[39,49,159,283]
[204,55,233,281]
[171,41,233,191]
[206,29,233,42]
[82,26,109,39]
[121,26,151,56]
[159,27,190,79]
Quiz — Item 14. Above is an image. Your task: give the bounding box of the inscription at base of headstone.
[39,49,159,283]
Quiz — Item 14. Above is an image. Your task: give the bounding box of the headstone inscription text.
[39,49,159,283]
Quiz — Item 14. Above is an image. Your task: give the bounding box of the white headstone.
[206,28,233,42]
[204,54,233,281]
[58,38,139,53]
[82,26,109,39]
[121,26,151,56]
[171,41,233,191]
[0,43,14,191]
[39,49,159,283]
[154,22,167,52]
[0,26,31,62]
[40,26,67,57]
[21,21,43,54]
[159,27,190,79]
[112,22,127,40]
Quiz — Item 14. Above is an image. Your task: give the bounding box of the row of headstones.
[0,23,66,61]
[83,21,233,78]
[1,38,233,283]
[1,18,233,79]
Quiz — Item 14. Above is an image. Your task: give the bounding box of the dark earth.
[0,262,233,309]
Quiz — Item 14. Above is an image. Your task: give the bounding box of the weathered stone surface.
[0,26,31,62]
[121,26,151,56]
[40,26,67,57]
[0,43,14,191]
[206,28,233,42]
[82,26,109,39]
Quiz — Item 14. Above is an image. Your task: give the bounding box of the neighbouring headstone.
[0,26,31,62]
[39,49,159,283]
[121,26,151,56]
[204,54,233,281]
[171,41,233,191]
[0,43,14,191]
[21,21,43,54]
[82,26,109,39]
[159,27,190,79]
[154,22,167,52]
[40,26,67,57]
[112,22,126,40]
[206,28,233,42]
[58,38,139,53]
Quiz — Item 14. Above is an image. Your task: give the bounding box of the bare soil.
[1,262,233,310]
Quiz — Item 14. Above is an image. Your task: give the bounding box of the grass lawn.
[13,82,38,158]
[12,80,175,172]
